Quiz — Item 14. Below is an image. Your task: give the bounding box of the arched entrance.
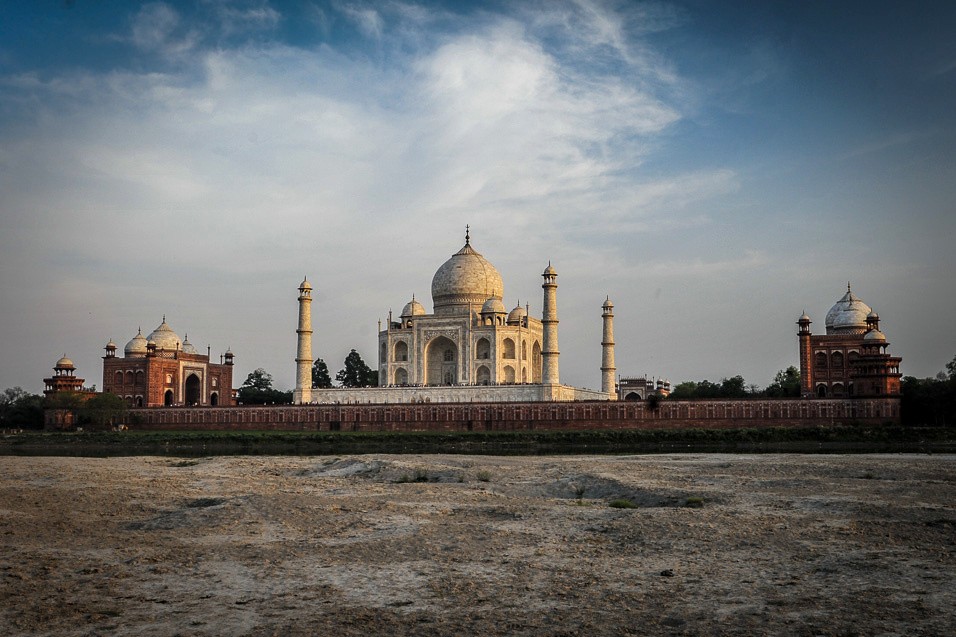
[624,392,642,401]
[476,365,491,385]
[210,392,218,406]
[164,389,174,406]
[532,341,542,383]
[395,367,408,385]
[185,374,201,405]
[425,336,458,385]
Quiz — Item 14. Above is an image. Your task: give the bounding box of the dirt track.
[1,454,954,636]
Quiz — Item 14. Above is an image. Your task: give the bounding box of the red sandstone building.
[797,285,902,399]
[102,318,235,407]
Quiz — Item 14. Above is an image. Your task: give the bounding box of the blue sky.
[2,0,954,393]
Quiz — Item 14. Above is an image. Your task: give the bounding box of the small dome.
[431,234,504,315]
[181,334,197,355]
[603,297,614,310]
[481,296,506,314]
[105,339,117,349]
[299,277,312,290]
[798,311,811,322]
[401,295,426,318]
[124,328,148,357]
[507,303,527,324]
[864,329,886,342]
[825,285,872,334]
[543,263,557,276]
[867,310,879,319]
[147,318,182,350]
[55,355,74,369]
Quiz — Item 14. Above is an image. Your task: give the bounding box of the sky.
[2,0,955,394]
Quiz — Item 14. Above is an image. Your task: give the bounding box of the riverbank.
[1,453,953,635]
[2,426,955,457]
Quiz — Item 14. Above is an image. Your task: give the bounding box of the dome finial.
[847,281,851,293]
[163,313,166,322]
[465,224,470,245]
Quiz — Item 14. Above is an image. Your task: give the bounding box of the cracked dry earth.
[1,454,954,636]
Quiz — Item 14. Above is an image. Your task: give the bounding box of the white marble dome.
[125,328,148,357]
[864,329,886,342]
[181,335,197,355]
[55,355,75,369]
[481,297,506,314]
[507,303,527,324]
[825,286,872,334]
[401,296,426,318]
[431,238,504,314]
[147,318,182,350]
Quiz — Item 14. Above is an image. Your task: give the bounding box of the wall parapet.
[128,397,900,431]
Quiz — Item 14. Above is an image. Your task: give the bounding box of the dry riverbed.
[1,454,954,636]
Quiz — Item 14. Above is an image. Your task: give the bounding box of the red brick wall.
[128,397,901,431]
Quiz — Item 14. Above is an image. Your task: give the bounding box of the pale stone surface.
[2,454,954,636]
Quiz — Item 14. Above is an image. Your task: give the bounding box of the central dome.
[147,318,182,350]
[431,235,504,315]
[825,285,872,334]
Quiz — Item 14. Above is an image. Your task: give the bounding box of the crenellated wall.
[128,397,900,431]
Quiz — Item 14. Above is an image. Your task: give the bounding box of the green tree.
[242,368,274,390]
[237,368,292,404]
[765,366,801,398]
[312,358,333,389]
[77,393,128,431]
[1,387,45,429]
[719,375,748,398]
[336,349,376,387]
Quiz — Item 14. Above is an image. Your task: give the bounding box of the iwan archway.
[425,336,458,386]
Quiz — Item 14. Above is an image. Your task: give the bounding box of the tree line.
[237,349,378,404]
[668,366,802,399]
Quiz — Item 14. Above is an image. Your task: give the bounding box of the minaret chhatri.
[601,297,616,399]
[541,263,560,385]
[294,277,313,404]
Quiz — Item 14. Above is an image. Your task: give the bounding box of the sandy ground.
[0,454,954,636]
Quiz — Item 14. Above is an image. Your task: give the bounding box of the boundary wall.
[128,398,900,431]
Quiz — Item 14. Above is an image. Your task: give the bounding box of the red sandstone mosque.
[797,284,902,399]
[100,318,235,407]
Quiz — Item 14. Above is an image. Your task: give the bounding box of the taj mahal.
[294,228,615,404]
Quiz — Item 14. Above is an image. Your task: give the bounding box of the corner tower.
[601,297,616,399]
[294,277,313,404]
[541,263,559,385]
[797,312,812,397]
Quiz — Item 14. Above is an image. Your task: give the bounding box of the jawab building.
[294,230,615,404]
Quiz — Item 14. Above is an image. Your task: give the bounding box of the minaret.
[294,277,313,404]
[541,263,559,385]
[601,297,616,399]
[797,311,812,397]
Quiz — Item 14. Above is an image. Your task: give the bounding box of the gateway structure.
[295,230,613,404]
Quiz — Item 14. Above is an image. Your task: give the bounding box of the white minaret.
[541,263,559,385]
[601,297,617,399]
[294,277,313,404]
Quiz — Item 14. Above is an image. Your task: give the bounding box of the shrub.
[609,499,638,509]
[476,470,492,482]
[685,497,705,508]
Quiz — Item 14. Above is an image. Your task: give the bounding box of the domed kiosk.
[294,228,614,404]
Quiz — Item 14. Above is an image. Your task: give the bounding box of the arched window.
[476,338,490,360]
[164,389,174,406]
[831,352,844,368]
[394,341,408,362]
[521,367,528,382]
[394,368,408,385]
[816,384,828,398]
[532,342,542,382]
[135,396,143,407]
[503,338,516,359]
[832,382,844,396]
[125,370,134,385]
[210,392,218,406]
[115,370,123,385]
[522,341,528,360]
[503,365,516,384]
[815,352,828,368]
[135,370,145,386]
